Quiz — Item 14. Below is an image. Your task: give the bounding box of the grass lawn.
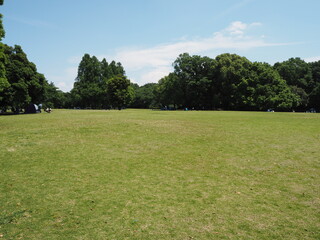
[0,109,319,239]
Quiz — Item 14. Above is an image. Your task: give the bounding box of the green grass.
[0,109,319,239]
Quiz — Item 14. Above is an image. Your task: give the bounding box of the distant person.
[45,108,52,113]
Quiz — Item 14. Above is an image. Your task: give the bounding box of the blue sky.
[2,0,320,92]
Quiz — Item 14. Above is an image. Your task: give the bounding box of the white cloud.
[140,66,172,83]
[104,21,287,86]
[304,56,320,62]
[57,21,293,91]
[227,21,248,36]
[47,67,77,92]
[226,21,262,36]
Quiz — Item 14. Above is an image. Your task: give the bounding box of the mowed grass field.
[0,109,319,240]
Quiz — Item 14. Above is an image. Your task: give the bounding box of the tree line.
[1,48,319,112]
[0,48,135,112]
[149,53,320,111]
[0,0,319,112]
[53,52,320,112]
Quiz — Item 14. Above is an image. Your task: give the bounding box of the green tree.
[0,0,10,102]
[106,75,134,110]
[101,58,112,81]
[71,54,127,109]
[1,44,48,112]
[72,54,104,108]
[249,62,300,110]
[130,83,158,109]
[215,53,252,110]
[109,60,125,76]
[43,82,67,108]
[274,58,312,109]
[157,73,183,108]
[308,60,320,109]
[274,58,312,89]
[156,53,304,111]
[173,53,217,109]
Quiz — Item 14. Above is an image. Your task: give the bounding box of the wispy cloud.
[304,56,320,62]
[103,21,291,85]
[57,21,295,91]
[214,0,255,20]
[47,67,77,92]
[7,15,58,29]
[226,21,262,36]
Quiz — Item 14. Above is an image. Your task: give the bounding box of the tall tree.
[215,53,252,110]
[109,60,125,76]
[173,53,217,109]
[274,58,312,90]
[106,75,134,110]
[0,0,10,102]
[308,60,320,109]
[274,58,312,109]
[101,58,112,81]
[71,54,127,108]
[72,54,104,108]
[249,62,300,110]
[157,73,183,108]
[0,44,48,112]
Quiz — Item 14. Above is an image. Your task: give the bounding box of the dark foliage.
[154,53,319,111]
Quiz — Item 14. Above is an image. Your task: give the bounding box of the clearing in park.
[0,109,319,239]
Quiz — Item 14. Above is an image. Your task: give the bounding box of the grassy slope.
[0,110,319,239]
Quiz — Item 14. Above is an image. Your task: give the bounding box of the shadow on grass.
[0,210,27,225]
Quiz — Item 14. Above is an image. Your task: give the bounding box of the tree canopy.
[0,44,48,112]
[0,0,10,103]
[106,75,134,110]
[1,49,319,112]
[153,53,318,111]
[70,53,131,109]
